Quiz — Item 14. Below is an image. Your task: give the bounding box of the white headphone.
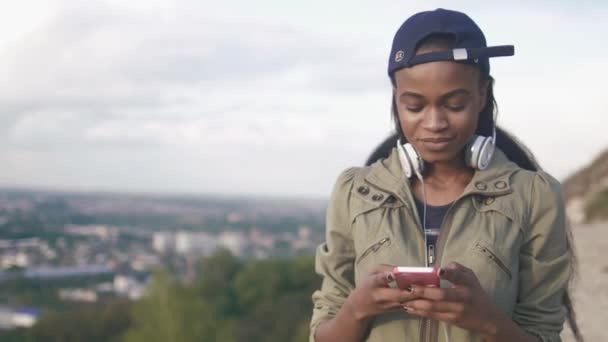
[397,130,496,179]
[396,129,495,269]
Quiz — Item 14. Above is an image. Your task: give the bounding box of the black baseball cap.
[387,8,514,77]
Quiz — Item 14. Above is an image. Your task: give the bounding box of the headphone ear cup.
[403,143,424,176]
[397,141,413,178]
[466,135,484,169]
[466,135,495,170]
[397,141,424,178]
[477,137,495,170]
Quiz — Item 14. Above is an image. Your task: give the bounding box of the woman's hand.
[345,264,413,321]
[401,262,505,335]
[314,264,415,342]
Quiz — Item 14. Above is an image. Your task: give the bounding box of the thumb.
[438,262,474,286]
[372,271,395,288]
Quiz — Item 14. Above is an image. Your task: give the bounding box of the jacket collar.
[363,147,521,209]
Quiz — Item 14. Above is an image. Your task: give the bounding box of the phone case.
[392,266,440,289]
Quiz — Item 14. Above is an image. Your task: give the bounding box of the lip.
[420,137,454,143]
[418,137,455,151]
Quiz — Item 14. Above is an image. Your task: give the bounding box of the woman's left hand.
[402,261,505,335]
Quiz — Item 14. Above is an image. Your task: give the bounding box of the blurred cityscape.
[0,189,326,330]
[0,148,606,340]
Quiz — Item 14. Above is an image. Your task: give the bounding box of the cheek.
[398,109,423,132]
[455,111,479,137]
[397,112,418,138]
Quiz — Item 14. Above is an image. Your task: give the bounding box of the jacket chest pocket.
[459,197,522,304]
[351,207,405,285]
[472,241,512,280]
[466,238,514,288]
[356,236,392,266]
[352,213,397,284]
[353,234,401,287]
[463,236,518,312]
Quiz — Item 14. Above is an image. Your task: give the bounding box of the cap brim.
[407,45,514,67]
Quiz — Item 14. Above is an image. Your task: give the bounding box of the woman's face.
[393,51,488,166]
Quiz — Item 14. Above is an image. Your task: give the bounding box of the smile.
[419,137,455,151]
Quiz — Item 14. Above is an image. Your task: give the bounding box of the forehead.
[393,61,480,94]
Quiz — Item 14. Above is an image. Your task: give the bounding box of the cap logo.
[395,50,404,62]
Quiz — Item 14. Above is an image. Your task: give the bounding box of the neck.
[423,156,474,188]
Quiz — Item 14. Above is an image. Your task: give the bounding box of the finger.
[371,288,418,311]
[406,285,466,302]
[402,299,465,314]
[439,262,475,286]
[372,271,396,287]
[442,262,473,274]
[373,287,410,304]
[404,305,462,323]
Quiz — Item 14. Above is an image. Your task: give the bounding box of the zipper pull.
[372,237,390,252]
[428,244,435,266]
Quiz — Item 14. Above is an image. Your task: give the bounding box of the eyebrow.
[399,88,471,100]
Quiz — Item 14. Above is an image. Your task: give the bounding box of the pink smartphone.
[392,266,440,289]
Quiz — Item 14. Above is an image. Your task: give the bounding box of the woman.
[310,8,580,342]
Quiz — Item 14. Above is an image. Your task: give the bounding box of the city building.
[0,306,40,329]
[175,231,217,256]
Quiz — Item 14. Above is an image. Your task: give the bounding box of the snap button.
[357,186,369,195]
[372,194,384,202]
[385,195,396,204]
[484,197,495,205]
[475,182,487,191]
[494,181,507,189]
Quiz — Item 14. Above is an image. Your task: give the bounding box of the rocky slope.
[562,149,608,223]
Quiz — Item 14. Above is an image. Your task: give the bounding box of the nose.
[421,107,448,132]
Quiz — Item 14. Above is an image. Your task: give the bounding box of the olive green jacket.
[310,148,570,342]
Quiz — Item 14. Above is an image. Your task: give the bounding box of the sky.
[0,0,606,198]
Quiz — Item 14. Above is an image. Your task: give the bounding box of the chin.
[419,149,462,165]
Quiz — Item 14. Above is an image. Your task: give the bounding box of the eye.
[445,104,465,112]
[405,106,423,113]
[444,96,469,112]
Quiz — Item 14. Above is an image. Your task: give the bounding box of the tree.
[125,270,214,342]
[29,299,131,342]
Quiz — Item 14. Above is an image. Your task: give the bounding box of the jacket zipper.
[425,198,460,342]
[474,243,512,279]
[401,192,429,342]
[355,237,391,265]
[412,200,437,342]
[358,181,441,342]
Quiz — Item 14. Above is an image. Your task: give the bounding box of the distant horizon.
[1,143,599,201]
[0,184,330,202]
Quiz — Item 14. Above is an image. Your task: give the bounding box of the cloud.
[0,0,606,196]
[0,0,388,145]
[0,0,394,196]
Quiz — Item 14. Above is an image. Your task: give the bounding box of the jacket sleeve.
[309,167,358,342]
[513,171,571,342]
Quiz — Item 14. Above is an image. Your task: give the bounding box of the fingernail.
[387,273,395,282]
[403,306,409,312]
[405,285,413,293]
[438,268,445,276]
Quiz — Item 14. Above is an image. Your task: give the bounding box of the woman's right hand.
[345,264,413,321]
[314,264,414,342]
